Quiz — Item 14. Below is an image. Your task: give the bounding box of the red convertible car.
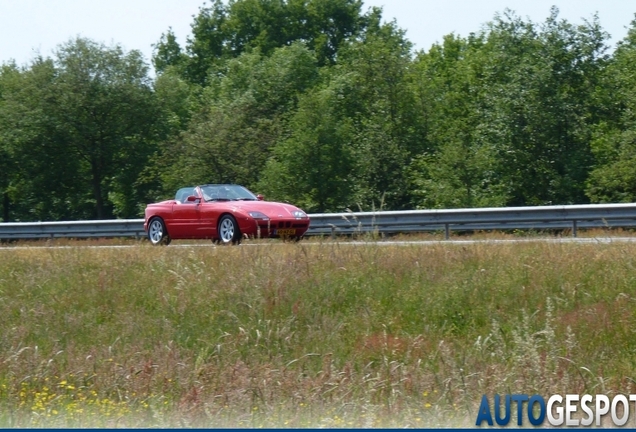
[144,184,310,245]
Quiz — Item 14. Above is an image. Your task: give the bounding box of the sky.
[0,0,634,70]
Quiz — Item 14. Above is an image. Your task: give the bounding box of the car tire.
[148,217,170,245]
[218,215,241,245]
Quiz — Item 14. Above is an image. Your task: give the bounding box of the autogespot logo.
[476,394,636,427]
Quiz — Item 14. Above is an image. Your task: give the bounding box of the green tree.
[334,20,417,210]
[408,8,607,208]
[156,42,319,195]
[406,33,508,208]
[153,0,372,85]
[152,28,188,75]
[477,8,607,205]
[258,79,354,212]
[0,64,21,221]
[586,17,636,203]
[0,38,160,220]
[0,59,86,221]
[54,38,160,218]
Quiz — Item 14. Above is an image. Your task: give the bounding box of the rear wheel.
[148,217,170,245]
[218,215,241,245]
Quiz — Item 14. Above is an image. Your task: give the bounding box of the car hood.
[227,201,306,218]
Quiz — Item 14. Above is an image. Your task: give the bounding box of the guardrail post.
[330,225,336,240]
[572,220,577,237]
[444,223,450,240]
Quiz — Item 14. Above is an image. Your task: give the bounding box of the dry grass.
[0,239,635,427]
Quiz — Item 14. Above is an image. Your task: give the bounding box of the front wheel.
[217,215,241,245]
[148,217,170,245]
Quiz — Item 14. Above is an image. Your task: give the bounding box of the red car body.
[143,184,310,245]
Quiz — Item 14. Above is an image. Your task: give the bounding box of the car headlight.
[248,211,269,220]
[292,210,307,219]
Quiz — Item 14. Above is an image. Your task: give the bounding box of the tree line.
[1,0,636,222]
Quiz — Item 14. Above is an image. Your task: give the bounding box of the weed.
[0,241,634,426]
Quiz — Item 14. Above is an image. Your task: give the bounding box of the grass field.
[0,238,635,427]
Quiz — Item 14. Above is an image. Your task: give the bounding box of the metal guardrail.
[309,204,636,239]
[1,203,636,240]
[0,219,147,240]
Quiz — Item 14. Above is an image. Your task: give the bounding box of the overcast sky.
[1,0,634,69]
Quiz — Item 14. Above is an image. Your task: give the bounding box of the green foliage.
[407,8,608,209]
[4,5,636,220]
[0,38,160,220]
[152,28,188,74]
[406,33,509,208]
[408,144,507,209]
[335,24,416,210]
[0,64,20,221]
[0,58,88,221]
[478,8,606,205]
[586,17,636,203]
[258,80,354,212]
[153,0,371,85]
[155,43,318,196]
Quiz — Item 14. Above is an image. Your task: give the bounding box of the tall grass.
[0,240,635,427]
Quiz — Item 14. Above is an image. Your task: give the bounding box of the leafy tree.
[153,0,372,85]
[408,8,608,208]
[0,64,21,221]
[0,59,86,221]
[333,21,417,210]
[258,79,354,212]
[152,28,189,75]
[586,17,636,203]
[156,42,319,195]
[406,33,509,208]
[476,8,608,205]
[53,38,160,218]
[0,38,160,220]
[181,0,228,84]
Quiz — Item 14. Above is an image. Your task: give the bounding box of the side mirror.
[256,194,264,201]
[186,195,199,202]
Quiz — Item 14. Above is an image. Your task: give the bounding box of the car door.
[198,202,219,237]
[168,200,200,238]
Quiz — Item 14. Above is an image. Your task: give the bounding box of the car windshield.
[199,184,258,202]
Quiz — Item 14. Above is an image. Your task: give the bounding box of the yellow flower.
[425,403,432,408]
